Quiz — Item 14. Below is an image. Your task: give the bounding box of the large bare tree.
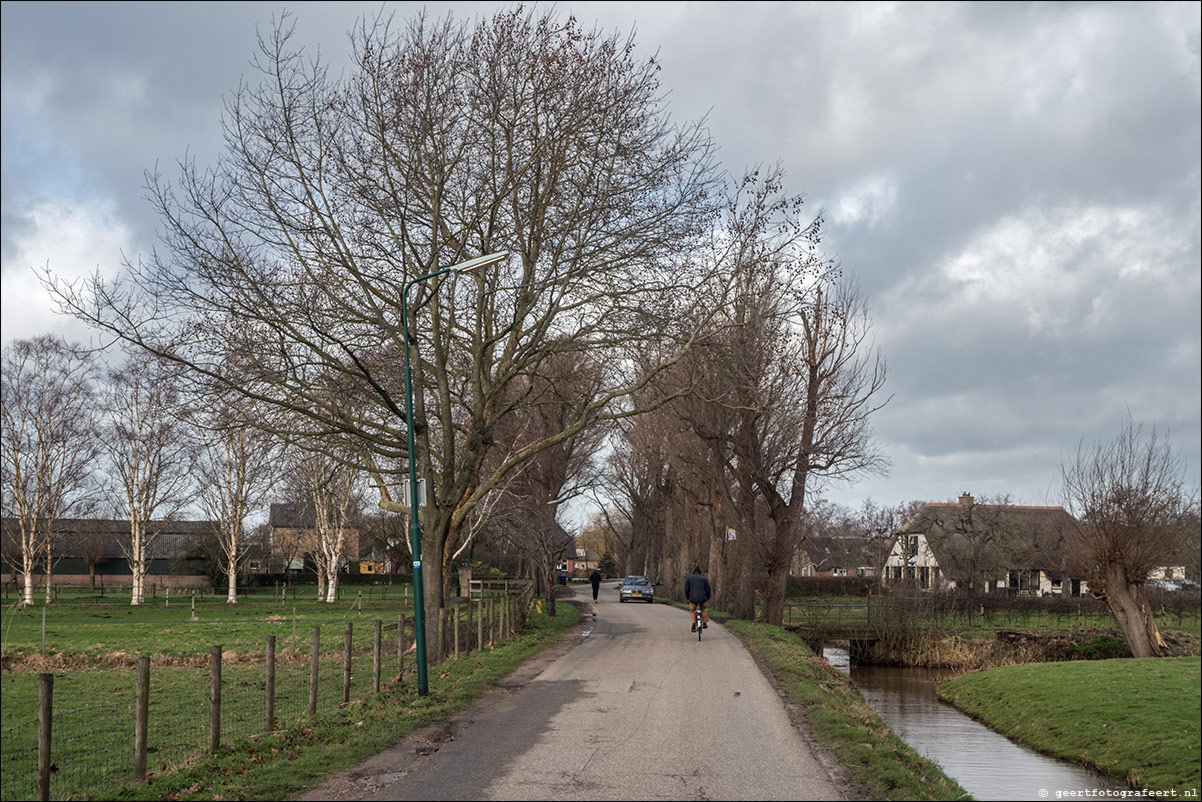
[1061,416,1198,657]
[1,336,101,606]
[100,352,196,605]
[48,7,726,622]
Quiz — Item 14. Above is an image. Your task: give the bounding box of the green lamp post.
[401,251,508,696]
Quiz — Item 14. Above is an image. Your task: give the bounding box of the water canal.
[824,648,1139,801]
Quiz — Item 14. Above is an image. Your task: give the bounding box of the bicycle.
[692,605,705,640]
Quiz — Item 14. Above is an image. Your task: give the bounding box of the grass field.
[1,586,419,662]
[937,657,1202,794]
[0,586,536,800]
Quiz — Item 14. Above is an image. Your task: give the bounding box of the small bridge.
[784,599,884,654]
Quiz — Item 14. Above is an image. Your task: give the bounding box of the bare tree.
[284,449,363,603]
[73,521,115,592]
[100,352,196,605]
[921,494,1015,594]
[195,404,280,603]
[358,509,409,575]
[475,350,609,616]
[686,174,890,624]
[857,497,927,577]
[47,7,728,623]
[1061,416,1198,657]
[1,336,101,606]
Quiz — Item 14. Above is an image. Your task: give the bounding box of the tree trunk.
[1104,563,1166,658]
[763,563,788,626]
[226,554,238,604]
[22,551,36,607]
[130,554,145,606]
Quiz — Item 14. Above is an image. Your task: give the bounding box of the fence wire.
[0,593,527,801]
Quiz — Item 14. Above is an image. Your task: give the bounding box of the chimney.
[958,492,974,507]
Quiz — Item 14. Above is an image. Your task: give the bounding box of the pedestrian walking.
[589,569,602,602]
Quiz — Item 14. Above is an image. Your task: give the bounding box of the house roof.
[269,503,315,529]
[900,500,1077,573]
[2,517,217,560]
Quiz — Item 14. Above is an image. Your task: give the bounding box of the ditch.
[824,646,1139,801]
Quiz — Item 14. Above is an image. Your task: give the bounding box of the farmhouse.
[882,494,1086,596]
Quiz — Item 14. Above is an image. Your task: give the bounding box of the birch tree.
[101,353,196,605]
[1,336,100,605]
[285,449,362,603]
[196,407,279,603]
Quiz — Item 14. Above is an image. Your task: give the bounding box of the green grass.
[937,657,1201,793]
[0,594,575,801]
[722,615,969,801]
[1,588,420,662]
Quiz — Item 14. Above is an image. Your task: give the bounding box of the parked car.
[1147,579,1180,591]
[618,575,654,603]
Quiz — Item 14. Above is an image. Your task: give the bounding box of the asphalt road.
[299,583,847,801]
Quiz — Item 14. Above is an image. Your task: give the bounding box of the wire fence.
[784,591,1202,634]
[0,589,529,801]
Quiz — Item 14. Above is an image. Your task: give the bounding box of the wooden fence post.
[342,622,353,705]
[396,614,405,681]
[265,635,276,734]
[453,603,461,661]
[373,619,382,694]
[37,673,52,802]
[436,607,446,666]
[477,599,484,652]
[209,646,222,754]
[489,598,496,647]
[466,598,474,653]
[134,656,149,781]
[308,627,320,717]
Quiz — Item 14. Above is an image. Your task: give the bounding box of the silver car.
[619,575,654,603]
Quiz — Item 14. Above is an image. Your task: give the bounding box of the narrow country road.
[299,583,847,801]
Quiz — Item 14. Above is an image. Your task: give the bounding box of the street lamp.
[401,251,508,696]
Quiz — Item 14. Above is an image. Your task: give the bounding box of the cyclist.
[685,566,711,632]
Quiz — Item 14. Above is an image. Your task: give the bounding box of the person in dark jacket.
[684,566,711,631]
[589,569,602,602]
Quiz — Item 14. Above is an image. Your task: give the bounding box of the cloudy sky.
[3,1,1199,515]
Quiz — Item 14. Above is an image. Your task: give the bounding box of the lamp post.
[401,251,508,697]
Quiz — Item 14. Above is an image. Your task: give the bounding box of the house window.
[248,561,261,571]
[908,536,919,558]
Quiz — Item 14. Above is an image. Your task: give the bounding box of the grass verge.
[722,615,969,801]
[40,603,579,801]
[936,657,1201,794]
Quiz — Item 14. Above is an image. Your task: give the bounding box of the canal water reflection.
[824,649,1138,801]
